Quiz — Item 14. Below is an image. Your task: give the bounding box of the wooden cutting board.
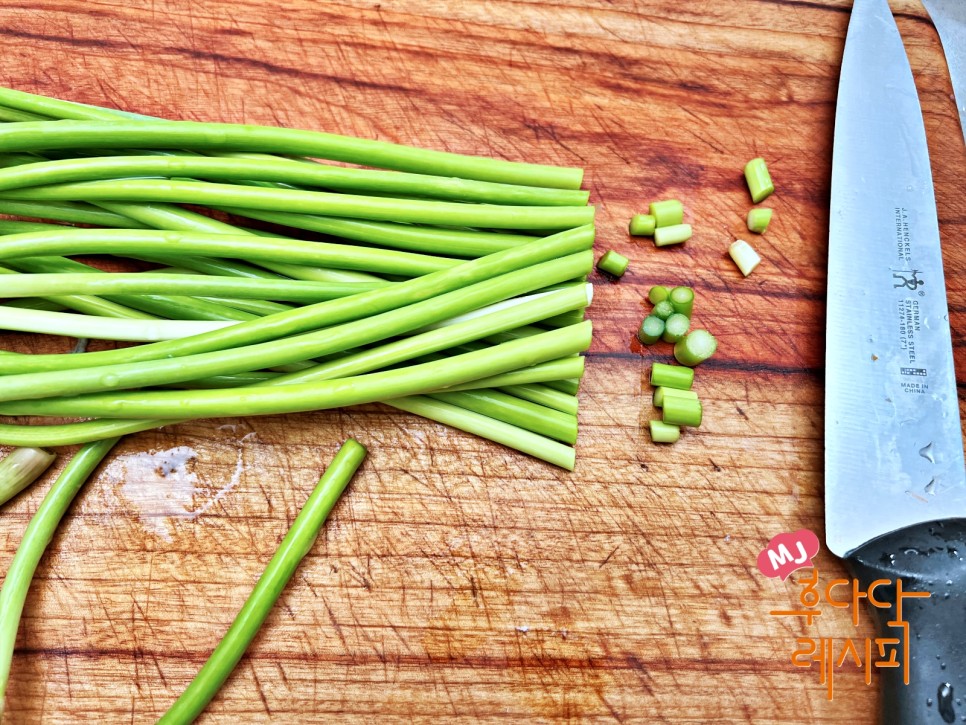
[0,0,963,721]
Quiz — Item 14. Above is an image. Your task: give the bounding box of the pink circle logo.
[756,529,821,581]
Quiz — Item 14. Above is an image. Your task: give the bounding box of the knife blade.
[922,0,966,143]
[827,0,966,721]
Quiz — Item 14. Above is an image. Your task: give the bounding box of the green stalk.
[0,447,56,507]
[91,201,390,285]
[0,179,595,229]
[0,273,383,303]
[540,308,586,328]
[413,334,584,402]
[412,286,589,334]
[251,260,397,284]
[0,322,591,419]
[158,439,366,724]
[416,356,584,392]
[0,153,47,168]
[0,199,147,228]
[0,155,589,206]
[169,373,276,389]
[0,89,149,121]
[0,227,459,277]
[0,225,594,374]
[499,384,578,415]
[0,219,65,235]
[133,254,291,281]
[2,298,66,312]
[546,378,580,395]
[0,358,584,452]
[261,284,590,386]
[198,297,294,317]
[216,207,533,258]
[0,253,591,399]
[0,264,158,320]
[5,258,256,323]
[426,390,577,444]
[169,288,585,385]
[0,107,45,123]
[386,396,576,470]
[0,116,584,189]
[0,220,245,322]
[0,420,177,447]
[0,352,579,432]
[182,350,586,398]
[100,201,399,285]
[0,438,119,711]
[0,307,232,341]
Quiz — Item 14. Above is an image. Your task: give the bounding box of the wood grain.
[0,0,963,722]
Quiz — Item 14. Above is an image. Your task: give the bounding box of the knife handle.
[845,519,966,725]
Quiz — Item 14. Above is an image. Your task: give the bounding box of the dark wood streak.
[767,0,850,13]
[8,646,792,675]
[0,28,418,97]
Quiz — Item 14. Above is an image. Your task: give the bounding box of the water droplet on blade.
[938,683,955,723]
[920,442,936,463]
[926,479,937,495]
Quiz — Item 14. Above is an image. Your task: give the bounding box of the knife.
[922,0,966,143]
[827,0,966,722]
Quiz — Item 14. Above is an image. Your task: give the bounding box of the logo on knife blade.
[892,269,924,292]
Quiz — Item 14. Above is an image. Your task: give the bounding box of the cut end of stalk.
[647,285,669,304]
[746,208,772,234]
[744,158,774,203]
[661,313,690,344]
[662,396,702,427]
[652,300,675,321]
[596,250,628,278]
[668,286,694,318]
[637,315,664,345]
[629,214,656,237]
[729,239,762,277]
[652,386,698,408]
[673,329,717,368]
[648,199,684,228]
[650,362,694,390]
[0,446,57,506]
[649,420,681,444]
[653,223,691,248]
